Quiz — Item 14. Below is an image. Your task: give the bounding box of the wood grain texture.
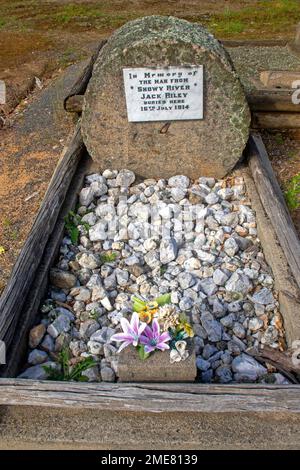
[0,122,85,359]
[63,40,107,111]
[248,133,300,291]
[252,112,300,129]
[0,379,300,412]
[248,89,298,113]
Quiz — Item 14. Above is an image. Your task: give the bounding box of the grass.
[285,173,300,210]
[206,0,300,38]
[0,0,299,38]
[43,347,97,381]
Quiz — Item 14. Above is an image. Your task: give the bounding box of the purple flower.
[140,319,171,353]
[110,312,146,352]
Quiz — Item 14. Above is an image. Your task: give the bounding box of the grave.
[8,16,299,387]
[82,16,250,179]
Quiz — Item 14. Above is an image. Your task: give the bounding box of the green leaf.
[70,226,79,245]
[137,345,150,360]
[132,296,146,312]
[156,293,171,306]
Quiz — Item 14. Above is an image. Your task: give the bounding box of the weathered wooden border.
[63,40,107,112]
[0,379,300,412]
[0,122,86,375]
[242,166,300,346]
[248,133,300,291]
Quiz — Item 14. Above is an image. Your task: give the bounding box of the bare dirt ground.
[1,0,300,293]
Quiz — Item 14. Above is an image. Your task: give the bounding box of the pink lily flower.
[110,312,147,352]
[140,319,171,353]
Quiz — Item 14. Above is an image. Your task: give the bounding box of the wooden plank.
[0,122,85,356]
[248,133,300,291]
[0,379,300,413]
[1,154,91,378]
[247,89,298,113]
[63,40,107,112]
[252,112,300,129]
[260,71,300,89]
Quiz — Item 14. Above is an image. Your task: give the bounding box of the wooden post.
[289,22,300,56]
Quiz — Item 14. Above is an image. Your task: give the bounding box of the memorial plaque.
[123,66,203,122]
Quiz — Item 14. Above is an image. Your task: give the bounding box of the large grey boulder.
[82,16,250,179]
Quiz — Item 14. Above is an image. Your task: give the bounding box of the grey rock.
[202,344,218,359]
[40,334,55,353]
[216,365,232,383]
[28,349,48,365]
[19,362,58,380]
[82,365,101,382]
[213,268,229,286]
[79,186,94,206]
[232,322,246,339]
[170,187,187,202]
[116,169,135,187]
[248,317,264,332]
[196,250,216,264]
[196,357,211,371]
[224,237,239,257]
[201,369,213,383]
[89,221,108,241]
[91,327,115,343]
[104,273,117,290]
[225,272,252,297]
[201,312,223,342]
[251,288,274,305]
[232,353,267,381]
[101,366,116,382]
[115,268,129,287]
[87,340,104,355]
[47,314,71,339]
[200,277,218,296]
[159,238,178,264]
[179,297,194,310]
[168,175,190,188]
[79,320,100,340]
[205,192,219,205]
[220,313,235,328]
[178,272,195,290]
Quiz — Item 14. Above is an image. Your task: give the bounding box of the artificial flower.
[110,312,146,352]
[156,304,180,330]
[170,340,189,363]
[140,319,171,353]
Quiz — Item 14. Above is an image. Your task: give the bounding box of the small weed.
[89,308,100,321]
[64,210,89,245]
[285,173,300,210]
[0,246,5,255]
[0,17,6,29]
[160,266,167,276]
[2,218,11,227]
[274,133,285,145]
[100,251,118,263]
[43,347,97,381]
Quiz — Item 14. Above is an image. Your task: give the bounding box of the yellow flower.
[138,310,153,324]
[181,322,194,338]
